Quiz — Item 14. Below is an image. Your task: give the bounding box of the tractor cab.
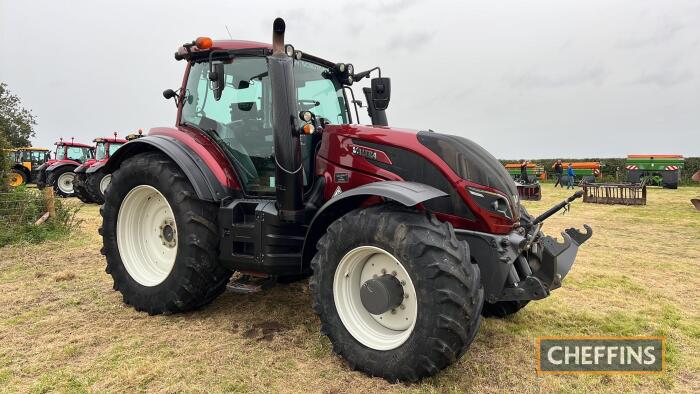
[176,41,368,197]
[73,133,128,204]
[36,139,94,197]
[54,140,94,163]
[94,134,127,162]
[6,147,50,187]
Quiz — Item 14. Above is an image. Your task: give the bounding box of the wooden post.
[43,187,56,219]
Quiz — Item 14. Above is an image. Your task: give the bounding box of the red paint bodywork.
[149,127,241,190]
[317,125,515,234]
[164,40,513,234]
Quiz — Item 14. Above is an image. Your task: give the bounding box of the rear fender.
[104,135,231,202]
[86,161,106,175]
[301,181,448,270]
[46,161,78,173]
[11,163,30,179]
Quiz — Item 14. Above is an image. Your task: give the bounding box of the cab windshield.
[95,143,107,160]
[108,143,123,157]
[56,145,92,163]
[181,56,348,195]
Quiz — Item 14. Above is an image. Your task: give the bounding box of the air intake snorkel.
[268,17,304,222]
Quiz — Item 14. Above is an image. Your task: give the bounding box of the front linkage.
[456,191,592,305]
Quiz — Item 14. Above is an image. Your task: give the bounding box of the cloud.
[508,67,607,89]
[385,30,435,52]
[616,20,684,49]
[627,69,693,87]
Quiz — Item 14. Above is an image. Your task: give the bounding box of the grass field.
[1,186,699,393]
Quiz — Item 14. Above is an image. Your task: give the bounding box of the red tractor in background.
[36,138,94,197]
[74,133,128,204]
[100,19,591,382]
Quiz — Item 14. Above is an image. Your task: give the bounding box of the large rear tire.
[310,204,483,382]
[48,166,77,197]
[100,152,232,314]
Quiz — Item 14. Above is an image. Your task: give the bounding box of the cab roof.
[176,40,271,60]
[11,147,49,151]
[55,141,93,148]
[93,137,128,143]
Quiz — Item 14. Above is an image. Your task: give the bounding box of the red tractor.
[36,138,94,197]
[74,133,128,204]
[101,19,591,382]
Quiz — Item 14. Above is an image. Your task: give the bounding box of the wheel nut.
[391,271,397,276]
[404,294,409,299]
[400,280,406,286]
[391,309,396,314]
[381,268,386,274]
[400,304,406,310]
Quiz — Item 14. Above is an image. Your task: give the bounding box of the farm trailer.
[626,154,684,189]
[552,162,602,184]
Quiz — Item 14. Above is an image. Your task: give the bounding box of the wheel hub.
[58,172,75,193]
[333,246,418,351]
[159,220,177,248]
[360,274,404,315]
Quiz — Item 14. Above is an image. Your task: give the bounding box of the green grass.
[0,189,698,392]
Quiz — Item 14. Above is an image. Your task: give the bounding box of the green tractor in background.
[626,155,684,189]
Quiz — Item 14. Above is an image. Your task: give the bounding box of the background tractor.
[626,154,684,189]
[100,18,591,382]
[6,147,51,187]
[74,133,127,204]
[36,138,94,197]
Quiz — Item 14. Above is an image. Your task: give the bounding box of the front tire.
[73,173,94,203]
[87,171,109,204]
[49,166,77,197]
[310,204,483,382]
[100,152,232,314]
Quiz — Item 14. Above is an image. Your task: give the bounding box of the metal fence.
[0,188,54,226]
[581,183,647,205]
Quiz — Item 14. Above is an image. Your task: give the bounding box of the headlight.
[285,44,295,57]
[467,187,513,219]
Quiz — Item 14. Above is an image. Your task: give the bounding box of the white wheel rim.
[100,174,112,195]
[333,246,418,351]
[57,172,75,194]
[117,185,178,286]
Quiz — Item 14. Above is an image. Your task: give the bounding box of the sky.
[0,0,698,159]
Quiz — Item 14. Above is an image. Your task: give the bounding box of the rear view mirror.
[209,61,225,101]
[370,77,391,110]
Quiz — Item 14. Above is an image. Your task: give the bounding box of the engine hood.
[416,131,518,201]
[323,124,517,200]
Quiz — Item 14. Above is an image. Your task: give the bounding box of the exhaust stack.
[268,17,304,222]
